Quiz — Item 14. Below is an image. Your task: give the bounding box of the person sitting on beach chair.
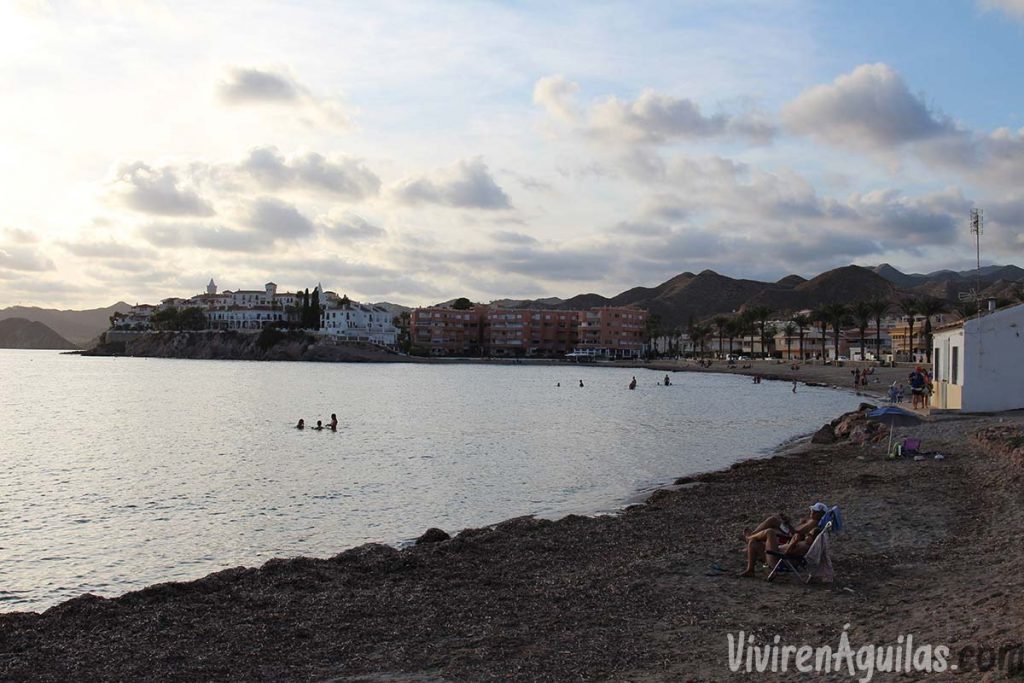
[767,506,843,584]
[738,503,827,577]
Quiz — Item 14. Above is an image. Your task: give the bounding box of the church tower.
[207,278,218,295]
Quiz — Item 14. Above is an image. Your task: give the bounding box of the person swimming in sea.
[295,419,305,429]
[664,375,671,386]
[629,376,637,390]
[579,380,584,387]
[313,420,324,431]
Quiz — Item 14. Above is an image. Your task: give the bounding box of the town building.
[575,306,648,359]
[931,302,1024,412]
[410,306,485,356]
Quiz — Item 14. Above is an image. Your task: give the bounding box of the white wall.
[961,304,1024,412]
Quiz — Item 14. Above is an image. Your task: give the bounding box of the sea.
[0,350,858,611]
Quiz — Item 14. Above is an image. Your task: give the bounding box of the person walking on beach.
[792,379,797,393]
[909,366,926,409]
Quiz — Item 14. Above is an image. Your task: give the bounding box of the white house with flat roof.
[931,302,1024,413]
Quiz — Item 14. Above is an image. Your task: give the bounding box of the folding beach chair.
[766,506,842,584]
[901,438,922,455]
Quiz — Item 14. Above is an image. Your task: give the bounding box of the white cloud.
[319,213,386,241]
[111,162,215,217]
[0,245,54,271]
[239,146,380,199]
[216,66,348,129]
[247,197,315,239]
[534,75,776,146]
[782,63,954,149]
[392,158,512,210]
[978,0,1024,20]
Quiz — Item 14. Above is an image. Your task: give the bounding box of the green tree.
[818,302,849,363]
[916,296,949,363]
[745,306,773,358]
[724,317,741,357]
[850,300,872,361]
[712,315,729,359]
[452,297,473,310]
[690,322,710,358]
[783,321,797,360]
[897,298,919,363]
[150,307,179,331]
[792,313,811,361]
[811,309,828,363]
[310,292,322,329]
[865,297,890,361]
[301,289,311,327]
[177,307,207,331]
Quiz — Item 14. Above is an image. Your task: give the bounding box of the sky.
[2,0,1024,309]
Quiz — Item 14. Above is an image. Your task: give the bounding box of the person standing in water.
[664,375,671,386]
[579,380,584,387]
[329,413,338,431]
[629,376,637,390]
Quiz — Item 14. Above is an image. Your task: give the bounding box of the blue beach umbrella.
[867,406,922,456]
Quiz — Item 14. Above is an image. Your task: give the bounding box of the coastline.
[4,401,1021,680]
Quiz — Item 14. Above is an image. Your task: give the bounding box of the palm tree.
[818,302,849,363]
[811,308,829,364]
[897,298,919,363]
[783,321,797,360]
[724,317,741,357]
[916,296,949,363]
[850,300,872,361]
[690,323,709,359]
[712,315,729,359]
[792,313,811,361]
[746,305,773,358]
[865,297,889,362]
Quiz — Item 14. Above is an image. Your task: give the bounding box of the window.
[951,346,959,385]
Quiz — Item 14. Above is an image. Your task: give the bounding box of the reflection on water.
[0,350,857,610]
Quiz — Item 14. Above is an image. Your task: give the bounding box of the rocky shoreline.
[2,403,1022,681]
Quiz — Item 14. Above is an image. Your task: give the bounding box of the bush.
[257,327,285,350]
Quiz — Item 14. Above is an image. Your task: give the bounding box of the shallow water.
[0,350,858,611]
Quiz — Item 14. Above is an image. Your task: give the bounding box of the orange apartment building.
[576,306,648,359]
[411,305,648,358]
[410,306,485,355]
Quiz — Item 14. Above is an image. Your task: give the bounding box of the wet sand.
[2,397,1022,680]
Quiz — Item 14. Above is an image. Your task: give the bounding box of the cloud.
[217,67,301,104]
[216,66,348,129]
[247,197,315,238]
[534,75,776,145]
[492,231,538,245]
[979,0,1024,20]
[0,246,55,271]
[392,158,512,209]
[240,146,380,199]
[782,63,955,149]
[533,75,580,123]
[319,213,386,241]
[60,240,155,259]
[138,223,273,253]
[1,227,39,243]
[111,162,215,216]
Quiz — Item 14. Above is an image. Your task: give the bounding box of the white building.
[931,302,1024,413]
[321,301,398,345]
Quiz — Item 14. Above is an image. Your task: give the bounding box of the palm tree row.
[685,293,961,363]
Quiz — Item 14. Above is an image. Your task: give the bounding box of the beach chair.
[766,506,842,584]
[901,438,922,455]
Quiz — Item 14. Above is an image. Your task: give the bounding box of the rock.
[415,527,451,545]
[811,424,837,444]
[858,402,877,412]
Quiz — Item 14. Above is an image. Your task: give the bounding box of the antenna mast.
[970,207,983,317]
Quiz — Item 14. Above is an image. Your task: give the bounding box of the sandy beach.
[1,364,1022,681]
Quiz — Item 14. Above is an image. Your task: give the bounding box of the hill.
[0,318,78,349]
[0,302,130,346]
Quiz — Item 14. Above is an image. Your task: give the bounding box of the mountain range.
[0,318,78,350]
[462,263,1024,330]
[0,302,130,347]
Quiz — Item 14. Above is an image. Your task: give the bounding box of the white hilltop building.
[115,278,398,346]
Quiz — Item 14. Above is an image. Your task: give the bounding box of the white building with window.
[321,301,397,345]
[931,302,1024,413]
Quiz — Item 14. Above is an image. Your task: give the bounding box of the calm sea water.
[0,350,857,611]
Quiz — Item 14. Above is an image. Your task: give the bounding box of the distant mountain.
[0,302,130,346]
[0,318,78,349]
[871,263,1024,298]
[371,302,412,317]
